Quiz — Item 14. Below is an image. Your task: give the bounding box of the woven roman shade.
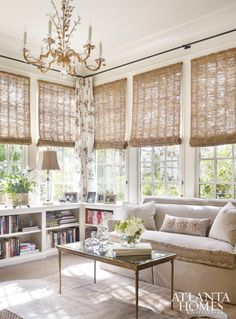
[37,80,76,147]
[190,48,236,147]
[130,62,182,147]
[94,78,127,149]
[0,71,31,145]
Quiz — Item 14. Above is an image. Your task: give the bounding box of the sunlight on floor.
[62,261,114,280]
[0,281,54,310]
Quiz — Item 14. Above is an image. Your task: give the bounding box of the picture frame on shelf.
[104,193,117,204]
[97,193,104,203]
[87,192,96,203]
[63,192,78,203]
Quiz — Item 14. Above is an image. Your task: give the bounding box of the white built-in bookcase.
[0,202,124,266]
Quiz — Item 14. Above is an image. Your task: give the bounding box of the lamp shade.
[36,150,60,170]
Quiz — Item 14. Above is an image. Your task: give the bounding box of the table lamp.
[37,150,60,204]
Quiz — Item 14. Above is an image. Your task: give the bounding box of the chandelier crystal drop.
[23,0,105,76]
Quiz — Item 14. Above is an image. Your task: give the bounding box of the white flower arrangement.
[115,217,145,246]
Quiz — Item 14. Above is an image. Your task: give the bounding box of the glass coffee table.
[57,242,176,319]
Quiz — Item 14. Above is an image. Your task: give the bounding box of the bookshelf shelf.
[0,251,45,266]
[46,222,79,231]
[0,229,41,239]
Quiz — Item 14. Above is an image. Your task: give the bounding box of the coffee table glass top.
[57,241,175,266]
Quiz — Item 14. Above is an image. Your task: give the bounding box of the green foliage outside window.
[140,146,180,198]
[199,144,236,199]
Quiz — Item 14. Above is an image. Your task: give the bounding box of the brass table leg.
[171,260,174,310]
[135,270,139,319]
[94,260,96,284]
[58,250,61,294]
[151,266,154,285]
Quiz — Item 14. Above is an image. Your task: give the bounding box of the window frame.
[95,149,128,202]
[138,144,183,200]
[0,144,28,174]
[197,145,236,199]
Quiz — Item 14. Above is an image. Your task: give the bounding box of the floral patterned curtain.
[75,77,95,201]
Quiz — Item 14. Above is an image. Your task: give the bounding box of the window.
[96,149,126,201]
[199,144,236,199]
[140,145,181,197]
[0,144,26,177]
[40,147,78,202]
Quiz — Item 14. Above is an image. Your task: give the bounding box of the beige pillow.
[160,214,210,237]
[126,201,156,230]
[209,202,236,245]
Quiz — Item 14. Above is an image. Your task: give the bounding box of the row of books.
[47,228,79,248]
[46,210,77,228]
[0,238,39,259]
[0,237,20,258]
[85,209,113,225]
[20,242,39,255]
[0,215,19,235]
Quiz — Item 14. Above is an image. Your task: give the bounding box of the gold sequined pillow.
[159,214,210,237]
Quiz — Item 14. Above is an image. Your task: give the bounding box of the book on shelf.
[0,215,19,235]
[48,227,79,247]
[19,226,40,232]
[86,209,113,225]
[46,210,77,227]
[0,237,20,259]
[112,242,152,256]
[20,242,39,254]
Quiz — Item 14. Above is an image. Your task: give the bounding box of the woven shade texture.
[130,62,182,147]
[0,71,31,145]
[190,47,236,147]
[94,78,127,149]
[37,81,76,147]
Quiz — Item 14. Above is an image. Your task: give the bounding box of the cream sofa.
[107,197,236,304]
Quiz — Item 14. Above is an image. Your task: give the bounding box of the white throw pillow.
[209,202,236,245]
[125,201,156,230]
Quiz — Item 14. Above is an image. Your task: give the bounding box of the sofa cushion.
[108,230,236,269]
[209,202,236,245]
[159,214,210,237]
[123,201,156,230]
[154,203,220,230]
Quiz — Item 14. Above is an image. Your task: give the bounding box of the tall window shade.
[190,48,236,147]
[130,62,182,147]
[94,78,127,149]
[37,81,76,147]
[0,71,31,145]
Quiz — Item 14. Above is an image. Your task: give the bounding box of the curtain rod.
[0,28,235,79]
[85,28,236,78]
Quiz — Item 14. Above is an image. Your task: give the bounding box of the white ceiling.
[0,0,236,76]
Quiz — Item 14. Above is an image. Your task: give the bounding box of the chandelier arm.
[83,59,104,72]
[66,48,87,63]
[23,48,45,65]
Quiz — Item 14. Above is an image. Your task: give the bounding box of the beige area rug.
[0,258,235,319]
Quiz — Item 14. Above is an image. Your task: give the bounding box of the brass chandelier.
[23,0,105,76]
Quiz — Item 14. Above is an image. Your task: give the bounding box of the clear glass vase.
[121,234,140,248]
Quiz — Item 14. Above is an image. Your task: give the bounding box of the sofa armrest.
[107,219,121,232]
